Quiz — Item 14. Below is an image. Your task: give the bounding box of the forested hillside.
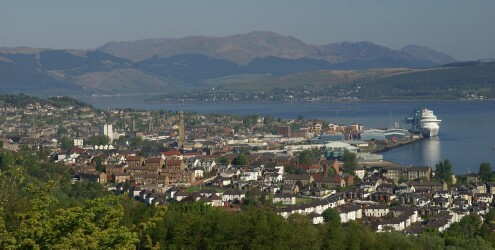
[201,61,495,102]
[2,148,495,249]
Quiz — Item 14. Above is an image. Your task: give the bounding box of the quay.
[371,137,423,153]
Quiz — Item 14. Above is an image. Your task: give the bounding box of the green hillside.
[0,50,189,95]
[215,62,495,100]
[355,61,495,100]
[218,68,420,92]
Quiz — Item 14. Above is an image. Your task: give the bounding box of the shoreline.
[145,98,495,105]
[371,137,423,154]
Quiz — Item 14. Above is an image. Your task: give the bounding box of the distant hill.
[98,31,319,65]
[216,62,495,100]
[0,31,473,97]
[400,45,456,65]
[137,54,240,84]
[137,54,336,85]
[98,31,456,67]
[135,52,452,86]
[218,68,422,92]
[0,52,82,95]
[0,50,189,95]
[356,61,495,100]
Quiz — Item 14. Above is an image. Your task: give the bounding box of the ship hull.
[421,127,439,137]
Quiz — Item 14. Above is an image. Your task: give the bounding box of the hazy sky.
[1,0,494,60]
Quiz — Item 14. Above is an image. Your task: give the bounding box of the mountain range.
[0,31,459,95]
[98,31,455,66]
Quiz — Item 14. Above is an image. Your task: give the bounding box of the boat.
[405,108,441,137]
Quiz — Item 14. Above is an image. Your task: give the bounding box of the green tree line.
[3,149,495,249]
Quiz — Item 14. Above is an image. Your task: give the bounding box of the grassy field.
[185,186,225,193]
[203,73,271,87]
[296,197,314,204]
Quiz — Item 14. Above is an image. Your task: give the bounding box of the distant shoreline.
[68,93,495,104]
[144,99,495,104]
[371,138,423,154]
[146,98,494,105]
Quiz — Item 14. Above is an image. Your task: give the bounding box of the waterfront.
[78,95,495,174]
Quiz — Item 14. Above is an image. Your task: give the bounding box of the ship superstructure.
[405,108,441,137]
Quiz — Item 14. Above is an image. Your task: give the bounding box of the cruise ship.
[405,108,441,137]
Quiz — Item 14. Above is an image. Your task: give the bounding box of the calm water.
[79,95,495,174]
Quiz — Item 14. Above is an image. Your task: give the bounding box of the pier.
[370,137,423,154]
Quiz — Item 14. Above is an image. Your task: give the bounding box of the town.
[0,94,492,236]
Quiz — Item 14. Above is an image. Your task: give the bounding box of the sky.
[0,0,494,61]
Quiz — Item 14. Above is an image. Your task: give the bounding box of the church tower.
[178,111,185,148]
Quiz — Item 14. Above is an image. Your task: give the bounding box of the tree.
[286,214,318,249]
[444,214,482,239]
[298,150,312,165]
[456,175,467,185]
[435,159,453,184]
[130,136,143,149]
[112,136,127,146]
[296,149,321,165]
[60,136,74,150]
[94,156,105,173]
[285,165,300,174]
[232,154,248,166]
[242,114,259,128]
[244,188,263,206]
[344,221,375,249]
[216,156,230,165]
[398,175,410,183]
[0,151,15,170]
[318,219,345,249]
[140,140,168,153]
[485,207,495,223]
[326,166,336,176]
[86,135,110,146]
[479,162,492,182]
[263,115,274,125]
[343,151,358,174]
[322,208,341,224]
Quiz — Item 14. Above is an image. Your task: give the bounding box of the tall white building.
[99,124,114,142]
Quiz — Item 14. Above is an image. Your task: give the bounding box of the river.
[78,95,495,174]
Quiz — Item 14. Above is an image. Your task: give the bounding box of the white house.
[376,216,407,232]
[360,180,380,193]
[273,193,296,205]
[354,168,366,180]
[275,166,285,175]
[474,193,493,203]
[264,173,283,183]
[240,171,259,182]
[430,197,450,208]
[364,204,389,217]
[222,190,245,202]
[194,169,204,178]
[174,190,188,201]
[308,212,324,224]
[336,204,362,223]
